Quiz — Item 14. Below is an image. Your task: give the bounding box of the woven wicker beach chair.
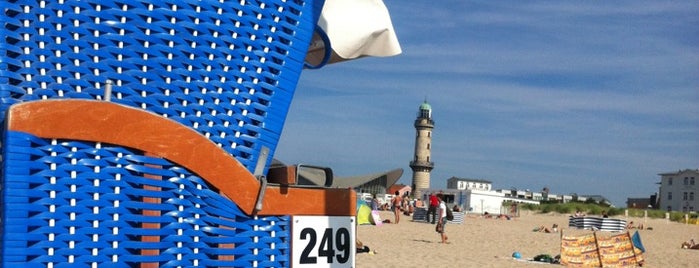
[0,0,355,267]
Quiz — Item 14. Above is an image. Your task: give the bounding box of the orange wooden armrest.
[7,100,356,216]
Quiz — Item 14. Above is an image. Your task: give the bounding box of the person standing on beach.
[391,191,402,224]
[436,193,449,244]
[370,194,379,211]
[427,192,439,224]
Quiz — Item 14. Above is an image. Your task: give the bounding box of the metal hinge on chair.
[103,80,113,102]
[253,146,270,214]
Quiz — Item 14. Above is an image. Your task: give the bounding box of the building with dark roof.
[331,169,404,194]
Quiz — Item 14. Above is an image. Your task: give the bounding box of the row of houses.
[417,177,610,214]
[444,176,610,204]
[435,169,699,214]
[417,187,540,215]
[287,160,697,214]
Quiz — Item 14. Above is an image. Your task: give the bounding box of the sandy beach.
[355,210,699,267]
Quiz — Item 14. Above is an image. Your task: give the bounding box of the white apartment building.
[658,169,699,212]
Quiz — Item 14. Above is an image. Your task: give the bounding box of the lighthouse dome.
[419,101,431,111]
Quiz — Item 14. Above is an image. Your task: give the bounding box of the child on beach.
[436,194,449,244]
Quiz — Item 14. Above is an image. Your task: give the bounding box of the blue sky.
[274,1,699,207]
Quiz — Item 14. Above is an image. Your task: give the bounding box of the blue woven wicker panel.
[1,131,290,267]
[0,0,325,173]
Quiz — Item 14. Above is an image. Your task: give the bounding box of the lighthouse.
[410,100,434,198]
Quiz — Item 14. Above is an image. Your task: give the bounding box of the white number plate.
[291,216,355,268]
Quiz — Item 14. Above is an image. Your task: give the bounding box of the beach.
[355,210,699,267]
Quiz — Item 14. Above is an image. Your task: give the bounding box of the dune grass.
[516,201,699,224]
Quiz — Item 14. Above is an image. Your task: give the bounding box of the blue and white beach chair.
[0,0,358,267]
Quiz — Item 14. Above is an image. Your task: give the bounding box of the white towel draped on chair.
[305,0,402,65]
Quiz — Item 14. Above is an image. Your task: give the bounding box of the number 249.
[299,227,351,264]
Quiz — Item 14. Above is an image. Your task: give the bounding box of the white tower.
[410,100,434,198]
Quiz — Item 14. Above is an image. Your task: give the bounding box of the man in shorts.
[436,193,449,244]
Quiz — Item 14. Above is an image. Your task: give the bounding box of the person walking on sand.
[427,192,439,224]
[436,194,449,244]
[391,191,402,224]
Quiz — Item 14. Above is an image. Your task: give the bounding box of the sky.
[274,0,699,207]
